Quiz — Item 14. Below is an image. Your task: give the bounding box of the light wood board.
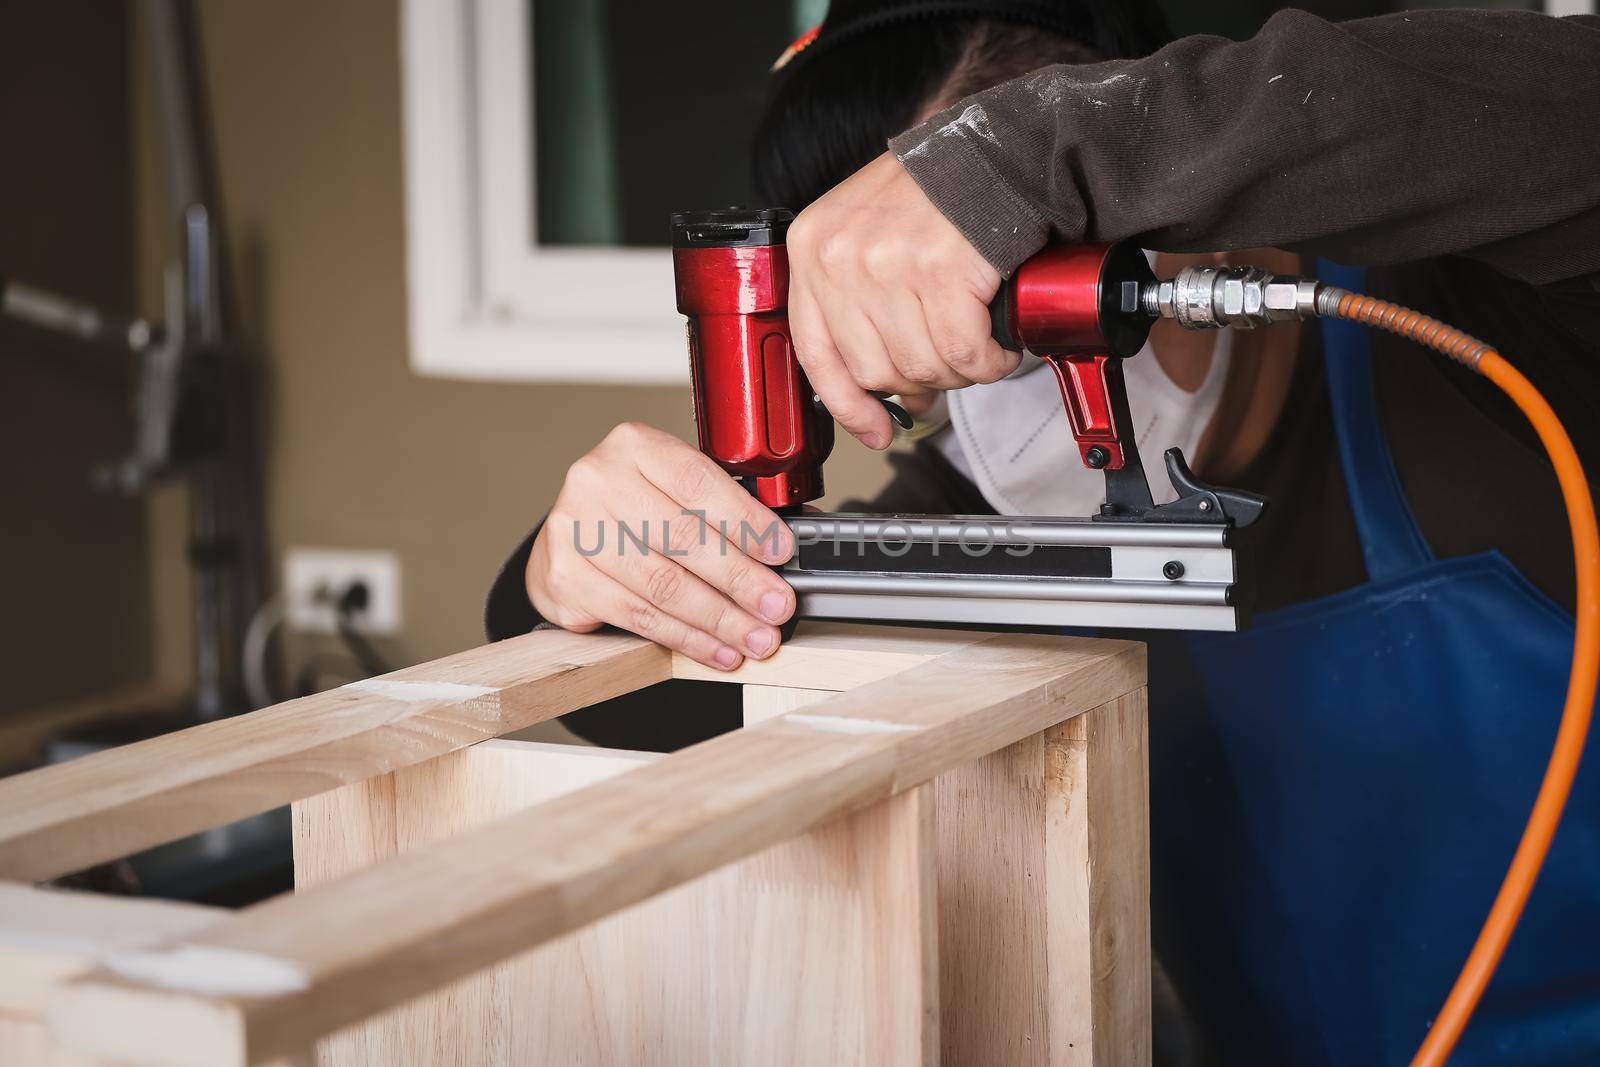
[0,629,669,881]
[298,739,935,1066]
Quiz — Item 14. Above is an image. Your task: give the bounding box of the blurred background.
[0,0,1575,904]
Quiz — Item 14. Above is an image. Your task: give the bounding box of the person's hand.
[526,423,794,670]
[787,152,1014,450]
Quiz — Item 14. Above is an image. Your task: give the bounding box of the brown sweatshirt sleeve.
[889,9,1600,286]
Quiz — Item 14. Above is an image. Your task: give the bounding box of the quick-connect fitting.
[1140,266,1321,329]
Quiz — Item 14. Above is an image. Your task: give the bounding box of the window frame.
[401,0,684,384]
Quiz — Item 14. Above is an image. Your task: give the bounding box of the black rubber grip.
[989,279,1020,352]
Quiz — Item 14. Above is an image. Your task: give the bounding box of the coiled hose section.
[1317,288,1600,1066]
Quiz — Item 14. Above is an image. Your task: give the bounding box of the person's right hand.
[525,422,796,671]
[787,152,1014,450]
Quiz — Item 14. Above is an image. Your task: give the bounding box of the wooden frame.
[0,623,1149,1066]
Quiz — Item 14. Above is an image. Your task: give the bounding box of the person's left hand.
[786,153,1016,451]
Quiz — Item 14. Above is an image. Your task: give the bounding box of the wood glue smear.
[784,713,921,735]
[103,944,310,997]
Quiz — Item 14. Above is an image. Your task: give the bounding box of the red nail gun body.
[672,209,1175,508]
[670,207,1265,632]
[671,209,833,510]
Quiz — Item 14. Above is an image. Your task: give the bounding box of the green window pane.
[532,1,798,247]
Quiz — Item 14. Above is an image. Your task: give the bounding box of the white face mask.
[935,327,1231,518]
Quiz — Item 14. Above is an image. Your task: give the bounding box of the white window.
[401,0,824,383]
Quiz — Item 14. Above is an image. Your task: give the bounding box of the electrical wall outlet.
[284,547,402,635]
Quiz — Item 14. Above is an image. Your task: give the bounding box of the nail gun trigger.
[811,392,914,433]
[879,396,914,431]
[865,392,914,431]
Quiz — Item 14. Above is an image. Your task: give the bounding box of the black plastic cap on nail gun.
[671,207,793,248]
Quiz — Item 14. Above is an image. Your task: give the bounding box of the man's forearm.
[890,9,1600,285]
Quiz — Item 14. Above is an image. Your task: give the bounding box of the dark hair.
[752,5,1171,211]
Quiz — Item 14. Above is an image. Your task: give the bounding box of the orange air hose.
[1319,290,1600,1066]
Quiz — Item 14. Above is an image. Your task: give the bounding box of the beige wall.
[139,0,892,682]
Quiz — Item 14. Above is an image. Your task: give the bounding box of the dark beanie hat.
[795,0,1173,66]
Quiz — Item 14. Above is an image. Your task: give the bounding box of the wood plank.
[675,621,985,689]
[0,884,224,1067]
[741,685,831,723]
[0,629,670,881]
[382,742,660,1067]
[0,884,219,1017]
[51,633,1143,1066]
[1050,689,1151,1065]
[936,722,1054,1064]
[0,1012,54,1067]
[291,776,400,1067]
[302,740,934,1066]
[707,783,938,1067]
[935,689,1151,1066]
[298,742,658,1067]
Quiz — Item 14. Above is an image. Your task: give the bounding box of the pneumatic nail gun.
[670,207,1301,632]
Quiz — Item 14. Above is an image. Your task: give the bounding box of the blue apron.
[1150,264,1600,1065]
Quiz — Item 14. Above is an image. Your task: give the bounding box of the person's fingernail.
[745,628,776,657]
[759,590,789,623]
[714,645,741,669]
[861,431,887,449]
